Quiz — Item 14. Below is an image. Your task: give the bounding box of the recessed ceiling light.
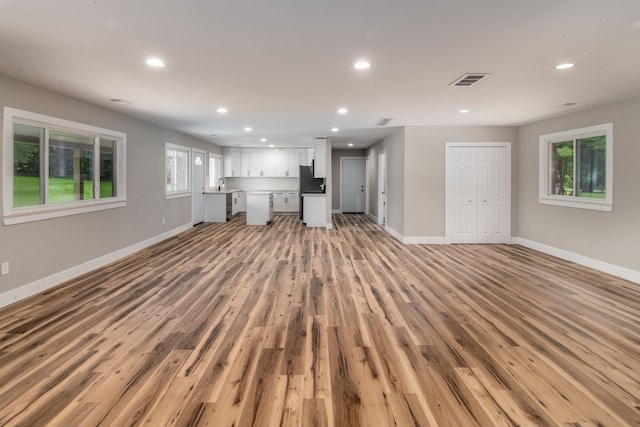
[260,138,267,142]
[459,109,469,114]
[348,143,354,147]
[555,63,574,70]
[244,127,252,132]
[354,60,371,70]
[338,108,348,114]
[269,144,274,148]
[146,58,165,67]
[331,128,339,132]
[216,107,227,114]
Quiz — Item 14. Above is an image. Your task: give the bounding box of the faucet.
[218,177,225,191]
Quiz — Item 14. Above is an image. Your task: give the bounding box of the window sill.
[165,192,191,200]
[539,197,612,212]
[3,199,127,225]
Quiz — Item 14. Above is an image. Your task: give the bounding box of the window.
[165,143,190,198]
[539,123,613,211]
[3,107,126,225]
[208,153,222,189]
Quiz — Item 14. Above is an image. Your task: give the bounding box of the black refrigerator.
[299,164,325,220]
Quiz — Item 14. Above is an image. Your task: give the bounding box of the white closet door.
[447,147,477,242]
[477,147,507,243]
[446,144,510,244]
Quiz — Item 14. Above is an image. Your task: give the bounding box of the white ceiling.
[1,0,639,149]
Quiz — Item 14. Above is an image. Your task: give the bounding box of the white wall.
[517,97,640,274]
[0,74,221,303]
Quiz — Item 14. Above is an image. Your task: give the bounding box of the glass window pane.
[48,130,94,203]
[166,147,189,193]
[13,123,45,207]
[550,140,574,196]
[209,154,221,188]
[100,138,116,198]
[576,136,606,199]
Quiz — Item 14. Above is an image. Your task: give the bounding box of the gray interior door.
[342,158,366,213]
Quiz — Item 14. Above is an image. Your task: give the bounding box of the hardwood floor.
[0,214,638,426]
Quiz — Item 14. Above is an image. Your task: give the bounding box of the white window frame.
[539,123,613,212]
[165,143,191,199]
[208,152,222,190]
[3,107,126,225]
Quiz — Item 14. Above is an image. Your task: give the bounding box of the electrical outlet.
[1,262,8,276]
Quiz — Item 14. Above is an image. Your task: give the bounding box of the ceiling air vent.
[375,117,392,126]
[450,73,490,87]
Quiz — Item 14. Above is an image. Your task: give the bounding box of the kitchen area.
[203,138,330,228]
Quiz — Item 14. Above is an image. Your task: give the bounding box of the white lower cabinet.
[273,192,286,212]
[273,191,299,212]
[286,192,299,212]
[303,194,326,227]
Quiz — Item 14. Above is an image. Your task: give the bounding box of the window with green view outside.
[13,125,117,207]
[5,107,126,225]
[540,123,612,212]
[550,136,606,199]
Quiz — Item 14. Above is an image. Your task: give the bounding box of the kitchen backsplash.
[225,177,299,191]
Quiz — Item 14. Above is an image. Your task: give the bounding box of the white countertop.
[247,191,273,195]
[204,189,242,194]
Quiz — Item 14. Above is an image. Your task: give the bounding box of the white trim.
[513,237,639,285]
[3,200,126,225]
[0,222,193,308]
[385,224,404,242]
[192,149,206,225]
[367,212,378,223]
[378,150,387,226]
[332,209,342,214]
[538,123,613,212]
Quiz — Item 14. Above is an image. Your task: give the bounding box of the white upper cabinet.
[223,148,243,177]
[313,138,327,178]
[223,148,309,178]
[286,152,301,177]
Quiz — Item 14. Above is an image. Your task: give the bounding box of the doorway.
[341,157,366,213]
[377,151,387,226]
[192,149,205,225]
[445,143,510,243]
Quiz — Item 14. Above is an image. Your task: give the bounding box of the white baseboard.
[332,209,342,214]
[0,223,193,308]
[512,237,640,284]
[385,225,404,242]
[367,213,379,224]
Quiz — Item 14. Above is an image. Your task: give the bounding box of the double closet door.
[445,143,510,244]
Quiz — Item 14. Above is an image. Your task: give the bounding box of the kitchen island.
[204,190,243,222]
[246,191,273,225]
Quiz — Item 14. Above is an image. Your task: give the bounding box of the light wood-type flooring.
[0,214,639,426]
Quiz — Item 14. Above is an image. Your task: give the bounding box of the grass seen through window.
[13,176,114,208]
